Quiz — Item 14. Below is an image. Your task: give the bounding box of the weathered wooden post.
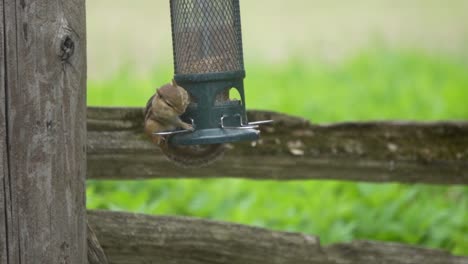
[1,0,87,263]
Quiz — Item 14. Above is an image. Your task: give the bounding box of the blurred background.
[86,0,468,255]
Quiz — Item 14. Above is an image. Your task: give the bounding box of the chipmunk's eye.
[164,99,174,108]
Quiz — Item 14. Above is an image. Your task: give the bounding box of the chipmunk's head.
[154,79,190,116]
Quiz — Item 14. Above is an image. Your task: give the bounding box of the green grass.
[88,49,468,122]
[87,49,468,255]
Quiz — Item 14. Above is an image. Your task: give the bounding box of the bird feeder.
[167,0,270,145]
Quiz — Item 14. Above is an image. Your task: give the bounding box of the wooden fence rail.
[87,107,468,184]
[88,210,468,264]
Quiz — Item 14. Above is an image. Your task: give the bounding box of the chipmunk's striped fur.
[144,80,225,167]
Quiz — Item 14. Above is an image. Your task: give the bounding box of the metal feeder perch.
[164,0,271,146]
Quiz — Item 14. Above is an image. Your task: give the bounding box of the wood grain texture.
[1,0,18,262]
[87,107,468,184]
[88,210,331,264]
[88,222,109,264]
[1,0,87,262]
[88,210,468,264]
[1,0,8,261]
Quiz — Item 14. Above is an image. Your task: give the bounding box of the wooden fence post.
[1,0,87,263]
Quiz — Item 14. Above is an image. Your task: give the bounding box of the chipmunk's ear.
[172,79,178,87]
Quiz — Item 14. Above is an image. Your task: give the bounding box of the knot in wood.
[60,36,75,61]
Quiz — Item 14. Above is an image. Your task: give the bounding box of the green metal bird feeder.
[166,0,271,146]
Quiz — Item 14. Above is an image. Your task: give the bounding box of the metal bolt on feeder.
[151,0,272,166]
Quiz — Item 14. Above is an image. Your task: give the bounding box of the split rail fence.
[1,0,467,263]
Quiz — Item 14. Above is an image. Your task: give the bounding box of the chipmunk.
[144,80,225,167]
[144,79,193,144]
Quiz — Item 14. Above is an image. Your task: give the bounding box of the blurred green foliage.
[87,49,468,255]
[89,48,468,121]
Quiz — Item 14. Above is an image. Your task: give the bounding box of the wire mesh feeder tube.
[169,0,259,145]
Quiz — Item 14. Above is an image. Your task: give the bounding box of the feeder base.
[169,128,260,146]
